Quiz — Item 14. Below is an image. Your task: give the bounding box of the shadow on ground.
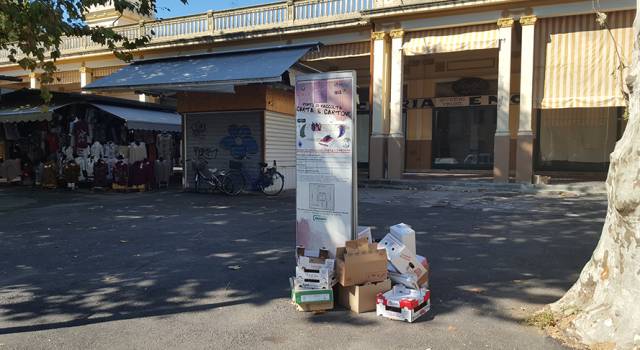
[0,187,605,335]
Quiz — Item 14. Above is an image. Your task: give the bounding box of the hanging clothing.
[130,161,146,186]
[63,161,81,184]
[147,143,157,162]
[3,123,20,141]
[41,161,58,188]
[0,159,21,182]
[156,133,174,162]
[128,142,147,164]
[46,133,60,154]
[113,160,129,186]
[35,162,44,185]
[103,142,117,159]
[106,157,117,180]
[74,157,87,181]
[62,146,74,161]
[86,156,97,178]
[155,159,171,185]
[118,145,130,160]
[92,160,109,188]
[90,141,103,159]
[77,146,90,159]
[74,119,90,152]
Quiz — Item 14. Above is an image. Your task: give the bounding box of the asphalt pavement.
[0,186,607,349]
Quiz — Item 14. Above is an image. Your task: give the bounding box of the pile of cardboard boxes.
[291,247,336,312]
[377,223,431,322]
[291,223,432,323]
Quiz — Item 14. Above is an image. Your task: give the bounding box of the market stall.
[0,89,181,190]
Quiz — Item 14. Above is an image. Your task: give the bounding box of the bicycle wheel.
[260,171,284,196]
[221,172,244,196]
[194,174,209,193]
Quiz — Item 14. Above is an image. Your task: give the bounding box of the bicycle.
[191,160,243,196]
[228,159,285,196]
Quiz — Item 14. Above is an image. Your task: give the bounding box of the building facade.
[0,0,635,184]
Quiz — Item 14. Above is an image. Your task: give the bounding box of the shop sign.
[295,71,358,257]
[404,94,520,109]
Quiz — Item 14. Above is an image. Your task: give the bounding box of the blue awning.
[84,43,320,92]
[92,104,181,132]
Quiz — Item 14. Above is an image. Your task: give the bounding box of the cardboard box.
[390,223,416,256]
[295,266,336,290]
[295,301,334,312]
[336,237,388,287]
[376,285,431,323]
[388,270,419,289]
[296,247,335,271]
[337,279,391,313]
[379,234,428,287]
[290,277,334,312]
[357,226,372,243]
[416,254,429,270]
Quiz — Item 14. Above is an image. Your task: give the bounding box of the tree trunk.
[550,5,640,349]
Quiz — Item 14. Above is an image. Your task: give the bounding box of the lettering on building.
[403,94,520,109]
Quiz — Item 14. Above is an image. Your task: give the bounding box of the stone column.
[387,29,405,179]
[516,15,537,183]
[29,72,40,89]
[370,31,388,179]
[79,66,93,93]
[493,18,514,182]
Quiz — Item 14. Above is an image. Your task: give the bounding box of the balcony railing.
[0,0,375,64]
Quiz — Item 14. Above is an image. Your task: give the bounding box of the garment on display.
[0,158,21,183]
[113,159,129,187]
[0,99,181,191]
[93,159,109,188]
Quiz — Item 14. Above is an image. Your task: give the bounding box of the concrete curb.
[359,179,607,195]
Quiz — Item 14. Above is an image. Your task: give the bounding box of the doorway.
[432,106,496,170]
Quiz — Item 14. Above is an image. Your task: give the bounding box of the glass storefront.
[432,106,496,169]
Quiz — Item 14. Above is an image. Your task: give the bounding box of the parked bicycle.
[228,159,285,196]
[191,160,243,196]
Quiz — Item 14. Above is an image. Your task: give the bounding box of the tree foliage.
[0,0,186,97]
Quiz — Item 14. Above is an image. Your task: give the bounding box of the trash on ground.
[292,223,432,322]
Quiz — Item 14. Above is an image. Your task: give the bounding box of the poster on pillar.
[295,71,357,257]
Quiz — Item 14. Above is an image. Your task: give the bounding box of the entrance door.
[432,106,496,170]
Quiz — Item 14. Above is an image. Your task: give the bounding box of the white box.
[296,247,335,271]
[390,223,416,256]
[388,270,419,289]
[379,234,428,286]
[376,285,431,323]
[295,266,336,289]
[357,226,372,243]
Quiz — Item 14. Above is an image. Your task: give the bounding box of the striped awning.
[534,10,636,109]
[302,42,370,61]
[0,104,68,123]
[402,23,499,56]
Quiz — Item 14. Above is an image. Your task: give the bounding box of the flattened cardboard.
[337,279,391,313]
[336,237,388,287]
[379,234,428,287]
